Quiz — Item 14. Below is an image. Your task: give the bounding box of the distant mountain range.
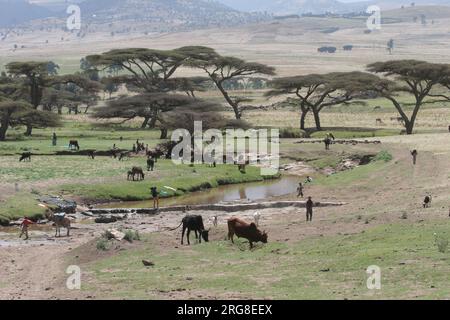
[2,0,450,29]
[218,0,368,14]
[0,0,269,29]
[218,0,450,14]
[0,0,52,27]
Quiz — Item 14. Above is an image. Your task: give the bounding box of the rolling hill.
[1,0,270,30]
[0,0,53,27]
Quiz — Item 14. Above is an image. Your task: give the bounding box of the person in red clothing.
[19,217,34,240]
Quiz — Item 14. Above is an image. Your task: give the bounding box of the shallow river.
[99,175,302,209]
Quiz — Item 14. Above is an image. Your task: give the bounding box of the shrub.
[434,234,449,253]
[279,128,306,138]
[0,216,10,226]
[374,151,393,162]
[124,229,141,243]
[96,238,109,251]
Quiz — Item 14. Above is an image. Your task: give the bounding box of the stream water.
[98,175,303,209]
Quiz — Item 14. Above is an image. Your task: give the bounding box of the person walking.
[19,217,34,240]
[411,150,418,165]
[297,182,304,198]
[306,197,314,222]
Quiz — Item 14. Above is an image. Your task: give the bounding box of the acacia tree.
[86,47,203,92]
[267,72,380,131]
[0,101,30,141]
[86,47,211,127]
[0,76,59,141]
[188,48,276,119]
[368,60,450,134]
[6,61,100,135]
[93,93,215,138]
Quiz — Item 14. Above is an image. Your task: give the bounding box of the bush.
[374,151,393,162]
[434,234,449,253]
[96,238,109,251]
[279,128,306,139]
[0,216,10,226]
[124,229,140,243]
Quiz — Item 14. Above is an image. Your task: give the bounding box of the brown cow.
[227,217,268,249]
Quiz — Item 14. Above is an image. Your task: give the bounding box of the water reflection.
[99,175,302,209]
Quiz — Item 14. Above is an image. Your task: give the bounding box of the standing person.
[19,217,34,240]
[324,132,335,150]
[52,132,57,146]
[132,144,137,153]
[147,157,155,172]
[411,150,418,165]
[306,197,314,222]
[297,182,304,198]
[151,187,159,209]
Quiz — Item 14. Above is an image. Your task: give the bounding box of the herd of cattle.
[176,215,268,249]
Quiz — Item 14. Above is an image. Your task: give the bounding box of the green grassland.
[75,219,450,300]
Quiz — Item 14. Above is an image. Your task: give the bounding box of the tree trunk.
[406,103,422,135]
[300,109,308,130]
[405,118,415,135]
[148,110,159,129]
[160,128,168,139]
[233,107,242,120]
[141,117,150,129]
[25,124,33,136]
[0,121,8,141]
[312,109,322,131]
[217,83,241,119]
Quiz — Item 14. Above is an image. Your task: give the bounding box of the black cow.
[87,150,96,160]
[69,140,80,150]
[180,215,209,245]
[118,152,130,161]
[19,152,32,162]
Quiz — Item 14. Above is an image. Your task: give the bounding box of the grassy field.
[0,158,272,224]
[0,93,446,225]
[72,219,450,300]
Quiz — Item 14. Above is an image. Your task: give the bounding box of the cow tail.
[168,222,183,231]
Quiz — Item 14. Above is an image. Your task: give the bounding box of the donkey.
[45,210,71,237]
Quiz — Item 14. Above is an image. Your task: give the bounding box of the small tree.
[0,100,60,141]
[368,60,450,134]
[6,61,100,135]
[93,93,215,138]
[267,72,380,131]
[188,48,276,119]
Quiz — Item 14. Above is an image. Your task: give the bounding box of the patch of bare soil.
[279,162,316,176]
